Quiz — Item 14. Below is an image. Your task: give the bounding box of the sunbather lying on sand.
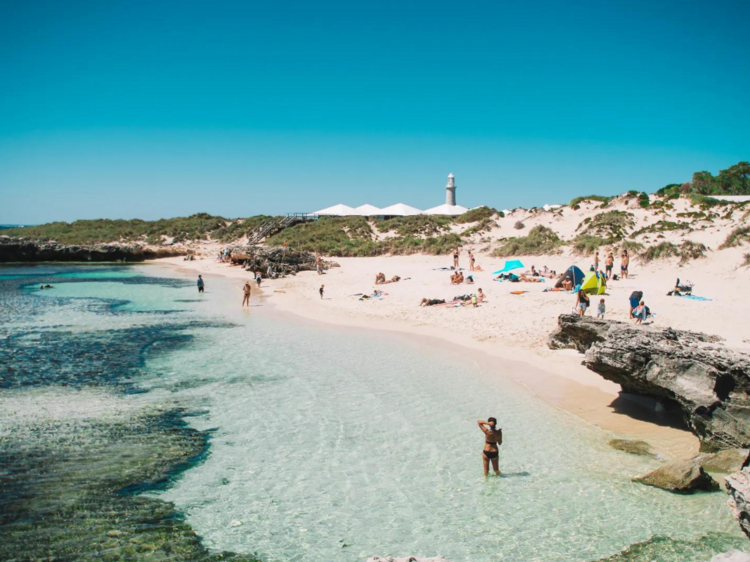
[519,274,543,283]
[377,274,401,285]
[420,297,447,307]
[375,272,386,284]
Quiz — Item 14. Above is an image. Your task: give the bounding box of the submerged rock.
[548,315,750,452]
[633,458,719,493]
[594,532,749,561]
[367,558,450,562]
[608,438,656,457]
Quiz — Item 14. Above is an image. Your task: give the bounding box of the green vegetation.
[266,217,375,256]
[571,234,608,255]
[719,226,750,249]
[577,211,635,241]
[514,221,525,230]
[491,225,563,257]
[632,220,691,238]
[569,195,612,208]
[461,218,497,238]
[656,161,750,198]
[455,206,500,223]
[377,215,453,237]
[620,240,645,255]
[1,214,273,245]
[640,241,707,263]
[743,253,750,267]
[638,192,650,208]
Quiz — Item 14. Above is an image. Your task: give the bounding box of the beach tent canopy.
[313,204,358,216]
[353,204,383,216]
[423,203,469,216]
[581,271,607,295]
[379,203,423,216]
[555,265,585,288]
[493,260,524,275]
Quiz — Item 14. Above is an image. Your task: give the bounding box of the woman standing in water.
[478,418,502,476]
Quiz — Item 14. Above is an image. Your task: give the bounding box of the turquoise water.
[4,265,745,561]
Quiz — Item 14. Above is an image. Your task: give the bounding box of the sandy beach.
[154,233,750,463]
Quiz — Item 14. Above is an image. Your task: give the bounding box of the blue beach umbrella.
[493,260,524,275]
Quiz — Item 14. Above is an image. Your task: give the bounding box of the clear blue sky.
[1,0,749,223]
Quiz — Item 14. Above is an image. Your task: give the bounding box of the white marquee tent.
[353,204,384,216]
[313,204,358,216]
[423,203,468,216]
[379,203,423,216]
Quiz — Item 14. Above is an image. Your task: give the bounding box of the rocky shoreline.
[0,236,185,262]
[548,314,750,540]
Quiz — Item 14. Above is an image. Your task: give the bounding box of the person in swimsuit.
[478,417,502,476]
[319,284,325,299]
[242,281,252,307]
[453,247,460,269]
[197,275,205,293]
[469,251,475,271]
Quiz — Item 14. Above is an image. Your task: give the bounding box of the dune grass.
[492,225,563,257]
[577,210,635,240]
[569,195,612,208]
[455,206,500,223]
[640,241,707,263]
[376,215,453,237]
[719,226,750,249]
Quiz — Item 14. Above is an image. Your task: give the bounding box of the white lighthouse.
[445,173,457,206]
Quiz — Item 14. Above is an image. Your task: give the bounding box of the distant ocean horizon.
[0,224,29,230]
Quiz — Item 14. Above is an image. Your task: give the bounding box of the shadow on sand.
[609,392,689,431]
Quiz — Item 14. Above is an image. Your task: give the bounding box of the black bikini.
[483,441,498,459]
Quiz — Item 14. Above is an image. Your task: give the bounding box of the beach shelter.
[379,203,423,216]
[555,265,585,288]
[354,204,383,216]
[493,260,524,275]
[581,271,607,295]
[313,204,358,216]
[423,203,469,216]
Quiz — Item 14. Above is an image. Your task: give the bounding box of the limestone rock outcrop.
[727,464,750,540]
[548,315,750,452]
[633,458,719,493]
[232,247,339,278]
[0,237,184,262]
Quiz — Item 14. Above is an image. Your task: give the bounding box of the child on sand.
[597,298,605,319]
[319,285,325,299]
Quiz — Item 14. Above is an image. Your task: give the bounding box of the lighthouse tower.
[445,173,457,206]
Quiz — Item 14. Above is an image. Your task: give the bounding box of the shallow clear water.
[2,265,745,562]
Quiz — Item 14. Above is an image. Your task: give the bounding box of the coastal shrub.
[569,195,612,208]
[1,214,246,245]
[719,226,750,249]
[640,242,680,262]
[376,215,453,237]
[620,240,645,255]
[639,241,706,263]
[455,206,499,223]
[577,211,635,240]
[638,192,650,208]
[514,221,525,230]
[677,241,708,263]
[571,234,608,255]
[743,253,750,267]
[631,220,691,238]
[266,217,375,256]
[384,233,463,255]
[491,225,563,257]
[461,218,497,238]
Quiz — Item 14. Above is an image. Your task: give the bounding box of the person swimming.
[478,417,502,476]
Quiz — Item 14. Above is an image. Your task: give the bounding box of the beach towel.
[511,291,528,295]
[681,295,712,301]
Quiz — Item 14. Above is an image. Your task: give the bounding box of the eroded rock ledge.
[548,314,750,452]
[0,236,184,262]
